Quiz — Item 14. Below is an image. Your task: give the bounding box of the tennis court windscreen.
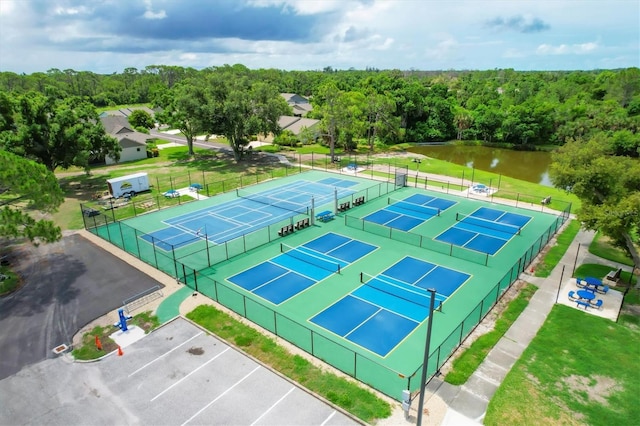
[281,243,341,274]
[388,197,440,216]
[455,212,521,235]
[236,188,309,215]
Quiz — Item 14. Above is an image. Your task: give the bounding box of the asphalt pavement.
[0,233,163,380]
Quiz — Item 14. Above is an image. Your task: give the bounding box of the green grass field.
[485,304,640,425]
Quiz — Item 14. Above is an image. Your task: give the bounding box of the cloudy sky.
[0,0,638,74]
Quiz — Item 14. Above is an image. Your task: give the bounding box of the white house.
[101,116,150,165]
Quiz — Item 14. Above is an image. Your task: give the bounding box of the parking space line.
[129,331,204,377]
[249,387,295,426]
[150,347,230,402]
[321,410,338,426]
[181,366,261,426]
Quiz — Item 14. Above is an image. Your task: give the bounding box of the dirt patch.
[561,375,621,406]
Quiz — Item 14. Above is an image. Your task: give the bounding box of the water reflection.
[408,145,554,187]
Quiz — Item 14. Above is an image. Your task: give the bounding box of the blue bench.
[576,300,591,309]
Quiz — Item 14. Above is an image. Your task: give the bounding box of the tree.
[312,82,342,161]
[206,77,291,162]
[128,109,155,130]
[155,81,208,156]
[550,136,640,264]
[0,150,63,244]
[2,91,120,171]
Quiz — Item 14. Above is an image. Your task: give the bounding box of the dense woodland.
[0,66,639,262]
[1,66,639,153]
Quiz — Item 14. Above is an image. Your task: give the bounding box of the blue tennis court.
[228,233,378,304]
[140,179,358,250]
[310,256,470,357]
[435,207,532,255]
[363,194,456,232]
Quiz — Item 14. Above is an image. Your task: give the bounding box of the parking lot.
[0,233,164,380]
[0,318,361,425]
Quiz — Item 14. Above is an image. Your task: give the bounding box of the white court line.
[320,410,338,426]
[181,365,261,426]
[249,386,295,426]
[128,331,203,377]
[151,347,230,402]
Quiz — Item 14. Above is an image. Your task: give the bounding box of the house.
[99,106,157,119]
[100,116,151,165]
[257,116,320,143]
[280,93,313,117]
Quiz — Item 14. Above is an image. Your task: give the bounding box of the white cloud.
[143,0,167,20]
[536,41,599,55]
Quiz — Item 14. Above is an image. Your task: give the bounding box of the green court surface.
[88,170,567,399]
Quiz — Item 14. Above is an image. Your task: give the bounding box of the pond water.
[408,144,554,187]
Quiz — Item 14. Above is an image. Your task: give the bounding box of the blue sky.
[0,0,638,74]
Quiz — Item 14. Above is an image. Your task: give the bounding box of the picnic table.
[577,290,595,301]
[584,277,602,287]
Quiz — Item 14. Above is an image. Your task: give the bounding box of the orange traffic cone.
[117,345,123,356]
[95,335,102,351]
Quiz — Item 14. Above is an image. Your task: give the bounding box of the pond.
[408,144,554,187]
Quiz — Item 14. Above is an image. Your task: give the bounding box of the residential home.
[100,116,151,165]
[280,93,313,117]
[257,116,320,143]
[99,106,157,119]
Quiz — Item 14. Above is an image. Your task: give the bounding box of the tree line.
[1,66,639,152]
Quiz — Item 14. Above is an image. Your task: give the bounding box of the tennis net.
[236,188,309,215]
[281,243,341,274]
[455,212,521,235]
[360,272,431,308]
[388,197,440,217]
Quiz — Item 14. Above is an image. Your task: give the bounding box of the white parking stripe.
[128,331,204,377]
[321,410,338,426]
[181,366,261,426]
[150,347,230,402]
[250,386,295,426]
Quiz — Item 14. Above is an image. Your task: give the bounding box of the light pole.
[412,158,422,187]
[416,288,437,426]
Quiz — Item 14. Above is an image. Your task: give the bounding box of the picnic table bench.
[316,210,334,222]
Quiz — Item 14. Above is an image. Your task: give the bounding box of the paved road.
[0,233,163,380]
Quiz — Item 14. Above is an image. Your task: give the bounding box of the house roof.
[117,132,150,148]
[278,116,320,136]
[280,93,310,104]
[101,115,133,134]
[100,106,157,118]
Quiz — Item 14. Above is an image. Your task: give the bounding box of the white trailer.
[106,172,150,198]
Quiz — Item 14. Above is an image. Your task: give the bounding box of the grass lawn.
[445,283,538,385]
[485,304,640,425]
[534,220,581,277]
[589,231,635,266]
[0,266,20,295]
[187,305,391,424]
